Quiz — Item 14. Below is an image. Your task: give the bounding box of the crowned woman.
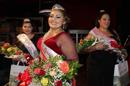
[37,4,78,86]
[17,4,79,86]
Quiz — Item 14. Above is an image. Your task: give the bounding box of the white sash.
[90,27,126,61]
[17,34,38,58]
[90,27,118,49]
[41,43,60,59]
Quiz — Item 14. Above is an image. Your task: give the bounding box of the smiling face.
[48,9,65,30]
[98,13,110,29]
[22,22,33,34]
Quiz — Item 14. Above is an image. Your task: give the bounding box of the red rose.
[3,42,10,48]
[55,80,62,86]
[24,53,33,64]
[110,41,120,48]
[59,61,69,73]
[18,81,28,86]
[118,45,124,49]
[27,59,33,65]
[34,68,46,76]
[17,69,32,85]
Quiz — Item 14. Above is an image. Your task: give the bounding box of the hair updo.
[51,4,70,30]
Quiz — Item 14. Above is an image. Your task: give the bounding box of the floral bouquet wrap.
[77,37,97,52]
[17,56,80,86]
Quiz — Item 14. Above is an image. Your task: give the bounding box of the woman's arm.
[57,33,78,61]
[84,33,107,52]
[84,42,107,52]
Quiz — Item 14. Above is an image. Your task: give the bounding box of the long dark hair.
[95,10,110,28]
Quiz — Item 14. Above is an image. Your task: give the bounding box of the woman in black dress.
[84,10,126,86]
[16,18,40,53]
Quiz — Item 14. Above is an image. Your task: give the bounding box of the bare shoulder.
[85,33,95,40]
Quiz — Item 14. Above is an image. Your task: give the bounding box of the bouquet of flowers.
[77,38,97,52]
[17,56,80,86]
[0,42,33,63]
[108,40,127,61]
[0,42,23,58]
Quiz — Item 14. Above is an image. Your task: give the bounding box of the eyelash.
[49,15,61,18]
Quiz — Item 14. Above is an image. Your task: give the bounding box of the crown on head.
[100,10,105,13]
[24,18,30,22]
[52,4,64,11]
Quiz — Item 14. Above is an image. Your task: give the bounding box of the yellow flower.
[7,47,13,52]
[1,47,6,52]
[41,77,49,86]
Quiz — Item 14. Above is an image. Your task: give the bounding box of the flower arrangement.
[77,38,97,52]
[0,42,33,63]
[0,42,23,57]
[110,40,123,49]
[109,40,127,61]
[77,36,126,61]
[17,56,80,86]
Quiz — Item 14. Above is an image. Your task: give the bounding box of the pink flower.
[58,61,69,73]
[34,68,46,76]
[44,63,52,70]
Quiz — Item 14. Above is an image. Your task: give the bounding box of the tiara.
[100,10,105,13]
[52,4,64,11]
[24,18,30,22]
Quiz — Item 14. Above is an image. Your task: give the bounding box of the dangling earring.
[62,21,66,30]
[62,24,66,30]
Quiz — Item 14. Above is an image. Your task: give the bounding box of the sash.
[40,39,76,86]
[17,34,38,58]
[40,42,60,60]
[90,27,118,49]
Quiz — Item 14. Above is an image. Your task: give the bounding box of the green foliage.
[77,38,95,52]
[28,55,80,85]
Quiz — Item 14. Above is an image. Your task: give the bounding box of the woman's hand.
[121,49,128,59]
[112,48,128,60]
[83,42,108,53]
[9,55,20,61]
[95,42,108,50]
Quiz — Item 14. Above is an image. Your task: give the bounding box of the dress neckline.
[98,28,113,38]
[43,31,65,43]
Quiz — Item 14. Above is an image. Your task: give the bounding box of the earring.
[62,24,66,30]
